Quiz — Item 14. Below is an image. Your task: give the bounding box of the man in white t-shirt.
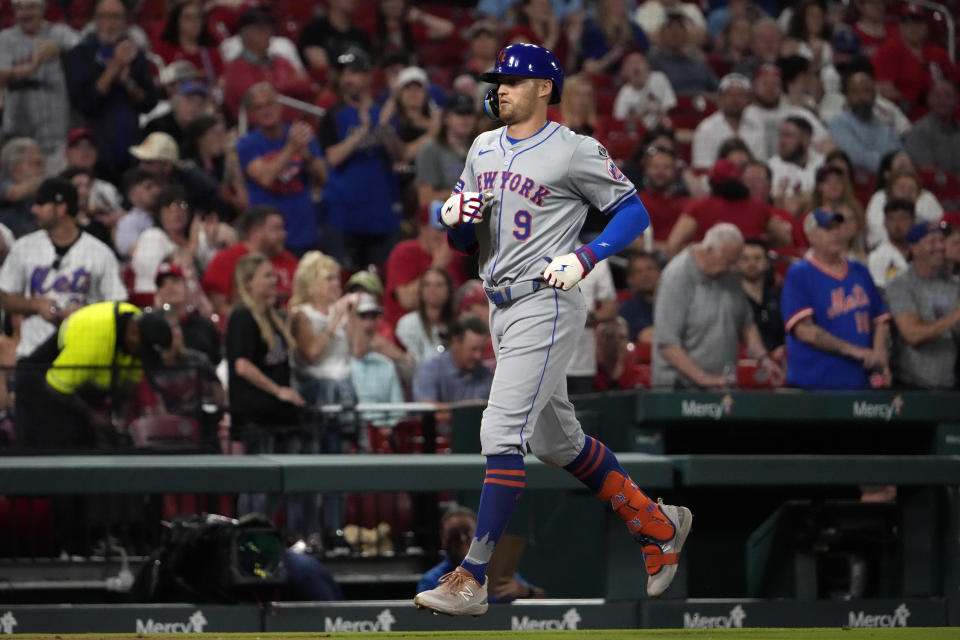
[0,178,126,360]
[767,116,824,202]
[867,198,914,289]
[565,259,618,395]
[692,73,766,168]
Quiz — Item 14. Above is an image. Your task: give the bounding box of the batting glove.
[542,246,597,291]
[440,191,491,228]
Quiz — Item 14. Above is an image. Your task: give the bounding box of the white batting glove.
[440,191,492,228]
[541,247,598,291]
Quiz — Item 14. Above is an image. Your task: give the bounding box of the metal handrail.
[238,94,326,135]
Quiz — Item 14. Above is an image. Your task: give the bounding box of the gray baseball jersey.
[0,230,127,358]
[455,122,636,286]
[453,122,637,465]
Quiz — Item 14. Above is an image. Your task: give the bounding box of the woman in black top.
[227,253,312,532]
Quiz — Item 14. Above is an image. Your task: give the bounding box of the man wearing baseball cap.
[154,262,221,365]
[884,222,960,388]
[781,207,891,389]
[691,73,765,169]
[143,80,211,149]
[15,301,170,450]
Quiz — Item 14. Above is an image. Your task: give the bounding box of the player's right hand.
[440,191,489,228]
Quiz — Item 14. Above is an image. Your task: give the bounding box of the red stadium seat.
[632,341,652,364]
[852,169,876,208]
[737,361,775,389]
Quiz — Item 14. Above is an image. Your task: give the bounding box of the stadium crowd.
[0,0,959,493]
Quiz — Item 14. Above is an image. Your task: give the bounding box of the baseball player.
[414,44,692,617]
[0,177,127,351]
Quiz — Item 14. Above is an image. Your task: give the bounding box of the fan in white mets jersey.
[0,178,126,359]
[414,44,692,617]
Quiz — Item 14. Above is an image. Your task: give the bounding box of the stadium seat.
[128,415,202,450]
[632,340,652,364]
[852,169,876,208]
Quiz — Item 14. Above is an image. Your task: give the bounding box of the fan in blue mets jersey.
[413,44,692,617]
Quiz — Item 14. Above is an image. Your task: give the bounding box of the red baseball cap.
[155,262,185,288]
[709,159,742,183]
[67,127,96,147]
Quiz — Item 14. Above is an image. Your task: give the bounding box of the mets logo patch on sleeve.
[606,159,627,182]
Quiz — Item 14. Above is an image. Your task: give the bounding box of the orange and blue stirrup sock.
[460,454,525,584]
[564,435,674,541]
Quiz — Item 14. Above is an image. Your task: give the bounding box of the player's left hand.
[541,246,597,291]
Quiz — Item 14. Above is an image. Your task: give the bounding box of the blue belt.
[483,280,545,306]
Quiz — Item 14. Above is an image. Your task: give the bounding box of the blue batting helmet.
[479,43,564,104]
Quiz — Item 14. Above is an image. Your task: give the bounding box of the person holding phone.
[63,0,160,181]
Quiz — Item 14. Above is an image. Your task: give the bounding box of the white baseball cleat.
[640,500,693,597]
[414,566,489,616]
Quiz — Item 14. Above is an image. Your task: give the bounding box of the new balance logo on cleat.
[458,587,474,601]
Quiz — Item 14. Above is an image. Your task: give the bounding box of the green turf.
[13,629,958,640]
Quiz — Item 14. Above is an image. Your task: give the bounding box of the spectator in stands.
[202,205,299,318]
[779,55,818,113]
[559,74,603,142]
[63,0,159,180]
[418,505,545,601]
[567,260,618,395]
[371,0,454,66]
[288,251,361,478]
[768,116,824,203]
[708,14,751,77]
[0,137,45,238]
[624,126,704,198]
[739,239,784,355]
[477,0,581,22]
[1,176,126,360]
[383,202,468,329]
[867,198,914,289]
[183,114,245,209]
[59,167,116,251]
[749,63,830,161]
[228,253,306,521]
[612,52,676,129]
[732,17,781,79]
[580,0,648,75]
[653,223,782,388]
[396,267,456,366]
[460,19,501,81]
[903,81,960,179]
[237,83,325,257]
[138,316,224,421]
[506,0,565,53]
[943,217,960,277]
[743,160,807,246]
[594,317,648,390]
[115,168,159,258]
[415,93,475,210]
[872,4,955,121]
[129,132,223,215]
[781,208,891,389]
[144,81,211,151]
[692,74,764,169]
[780,0,832,73]
[667,159,790,256]
[636,0,706,46]
[155,262,220,366]
[819,57,911,138]
[808,164,866,259]
[852,0,892,58]
[64,127,124,215]
[885,223,960,388]
[0,0,79,170]
[413,316,493,403]
[319,48,403,271]
[130,186,200,299]
[649,12,716,97]
[17,301,170,450]
[154,0,224,82]
[826,70,902,173]
[298,0,370,72]
[393,67,442,163]
[349,292,404,427]
[865,162,943,250]
[619,251,659,342]
[222,8,313,122]
[637,146,688,253]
